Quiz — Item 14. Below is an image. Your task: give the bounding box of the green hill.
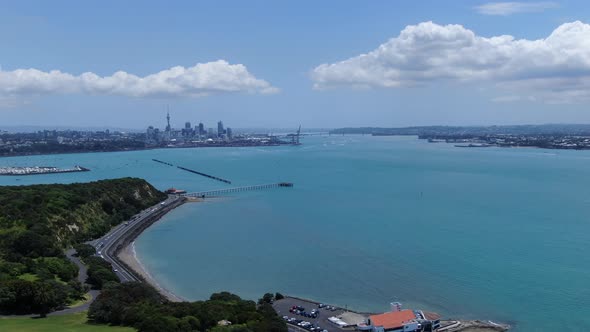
[0,178,167,315]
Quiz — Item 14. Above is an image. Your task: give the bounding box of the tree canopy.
[0,178,167,315]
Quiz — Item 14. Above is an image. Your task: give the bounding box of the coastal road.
[89,195,182,282]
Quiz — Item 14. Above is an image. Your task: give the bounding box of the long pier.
[176,166,231,184]
[152,159,174,166]
[152,159,231,184]
[182,182,293,197]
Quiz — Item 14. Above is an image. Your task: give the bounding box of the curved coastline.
[103,195,191,301]
[116,200,510,331]
[117,210,511,332]
[118,241,184,302]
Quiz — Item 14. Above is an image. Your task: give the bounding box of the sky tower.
[165,106,171,132]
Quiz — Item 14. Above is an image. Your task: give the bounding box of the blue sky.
[1,0,590,129]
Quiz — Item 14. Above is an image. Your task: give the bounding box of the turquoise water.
[1,136,590,331]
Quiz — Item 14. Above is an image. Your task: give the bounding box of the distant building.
[198,122,205,136]
[217,121,225,138]
[366,310,419,332]
[183,122,193,137]
[227,127,233,139]
[165,188,187,194]
[358,303,440,332]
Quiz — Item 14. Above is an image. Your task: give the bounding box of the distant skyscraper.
[227,127,233,139]
[183,122,192,137]
[217,121,225,138]
[198,122,205,136]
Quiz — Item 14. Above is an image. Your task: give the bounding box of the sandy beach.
[118,241,185,302]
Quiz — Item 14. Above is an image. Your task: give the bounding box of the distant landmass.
[330,124,590,136]
[331,124,590,150]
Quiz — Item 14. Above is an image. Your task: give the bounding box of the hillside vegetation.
[89,284,287,332]
[0,178,167,315]
[0,311,135,332]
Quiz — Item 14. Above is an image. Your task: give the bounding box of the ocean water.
[1,136,589,331]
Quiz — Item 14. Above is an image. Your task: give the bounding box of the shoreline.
[112,197,509,331]
[118,241,185,302]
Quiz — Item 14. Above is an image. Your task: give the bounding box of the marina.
[0,165,90,176]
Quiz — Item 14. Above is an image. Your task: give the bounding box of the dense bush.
[0,279,71,317]
[84,256,120,290]
[74,243,96,258]
[35,257,78,282]
[88,284,287,332]
[0,178,166,315]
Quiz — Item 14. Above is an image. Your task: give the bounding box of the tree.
[137,315,180,332]
[89,282,163,324]
[67,279,86,300]
[32,281,67,317]
[180,315,201,331]
[210,291,242,302]
[86,267,119,289]
[258,293,274,305]
[274,293,284,300]
[74,244,96,258]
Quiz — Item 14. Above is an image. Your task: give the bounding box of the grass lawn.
[16,273,39,282]
[0,312,135,332]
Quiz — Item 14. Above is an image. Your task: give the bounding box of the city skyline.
[2,1,590,129]
[146,112,235,143]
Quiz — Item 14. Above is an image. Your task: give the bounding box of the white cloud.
[491,95,537,103]
[475,2,559,16]
[311,21,590,103]
[0,96,30,108]
[0,60,278,98]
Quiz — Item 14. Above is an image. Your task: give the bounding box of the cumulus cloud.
[475,2,559,16]
[0,96,29,108]
[311,21,590,103]
[0,60,278,98]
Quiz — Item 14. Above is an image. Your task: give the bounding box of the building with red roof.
[368,310,420,332]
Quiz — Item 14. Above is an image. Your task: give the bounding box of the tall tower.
[165,109,171,132]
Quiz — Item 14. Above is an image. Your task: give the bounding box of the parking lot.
[273,297,357,332]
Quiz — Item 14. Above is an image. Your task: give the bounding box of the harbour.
[1,136,589,331]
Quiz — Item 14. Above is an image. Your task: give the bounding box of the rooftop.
[369,310,417,329]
